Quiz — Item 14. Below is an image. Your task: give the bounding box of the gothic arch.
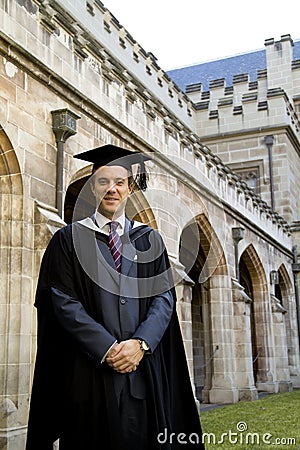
[0,128,23,284]
[239,244,272,388]
[180,213,227,283]
[239,244,267,286]
[179,213,228,402]
[0,131,23,195]
[277,264,295,369]
[0,128,25,431]
[277,264,293,303]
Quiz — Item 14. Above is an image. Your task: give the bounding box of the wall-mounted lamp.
[51,108,80,218]
[51,108,80,142]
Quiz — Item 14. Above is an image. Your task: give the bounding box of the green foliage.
[200,390,300,449]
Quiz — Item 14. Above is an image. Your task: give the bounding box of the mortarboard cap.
[74,144,151,190]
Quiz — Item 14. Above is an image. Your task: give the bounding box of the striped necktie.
[108,221,122,272]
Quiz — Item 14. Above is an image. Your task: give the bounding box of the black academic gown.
[26,218,204,450]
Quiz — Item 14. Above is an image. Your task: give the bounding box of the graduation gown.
[26,218,204,450]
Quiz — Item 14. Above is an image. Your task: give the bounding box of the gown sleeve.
[132,290,173,352]
[50,287,117,365]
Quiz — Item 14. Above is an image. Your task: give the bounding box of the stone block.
[179,302,192,322]
[30,177,55,206]
[256,381,279,393]
[0,96,8,124]
[180,321,193,341]
[238,388,258,401]
[9,103,34,134]
[25,151,55,186]
[6,304,22,334]
[0,75,17,103]
[16,89,44,124]
[21,250,34,278]
[209,387,239,404]
[19,129,45,159]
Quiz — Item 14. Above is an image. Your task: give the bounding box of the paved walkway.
[199,391,272,412]
[200,402,228,412]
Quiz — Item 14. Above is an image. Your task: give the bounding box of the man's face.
[91,165,132,219]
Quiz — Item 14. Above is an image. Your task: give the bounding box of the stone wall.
[189,35,300,227]
[0,1,299,449]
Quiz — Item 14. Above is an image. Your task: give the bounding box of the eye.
[97,179,108,185]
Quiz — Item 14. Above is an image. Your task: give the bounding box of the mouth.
[103,197,119,202]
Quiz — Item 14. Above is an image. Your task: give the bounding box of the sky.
[102,0,300,71]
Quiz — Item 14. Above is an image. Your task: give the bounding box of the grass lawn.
[200,390,300,449]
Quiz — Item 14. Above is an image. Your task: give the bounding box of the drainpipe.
[292,245,300,347]
[264,135,275,210]
[232,227,245,282]
[51,109,80,218]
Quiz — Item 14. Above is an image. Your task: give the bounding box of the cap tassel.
[137,159,147,191]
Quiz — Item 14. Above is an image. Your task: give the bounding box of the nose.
[107,183,117,193]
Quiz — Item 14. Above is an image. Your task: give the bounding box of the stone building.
[0,0,299,448]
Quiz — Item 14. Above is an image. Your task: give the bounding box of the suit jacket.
[50,216,173,400]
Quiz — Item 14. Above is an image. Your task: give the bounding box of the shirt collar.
[94,211,126,235]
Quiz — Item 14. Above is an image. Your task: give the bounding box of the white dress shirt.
[94,211,126,362]
[94,211,126,236]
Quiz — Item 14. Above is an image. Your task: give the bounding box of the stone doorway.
[239,257,258,382]
[0,130,28,448]
[239,245,273,392]
[179,214,226,403]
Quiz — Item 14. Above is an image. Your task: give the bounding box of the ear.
[127,174,134,194]
[90,181,96,197]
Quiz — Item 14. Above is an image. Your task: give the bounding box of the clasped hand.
[106,339,144,374]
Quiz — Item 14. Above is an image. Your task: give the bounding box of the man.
[26,145,204,449]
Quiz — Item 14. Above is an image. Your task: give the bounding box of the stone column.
[287,289,300,388]
[208,275,239,404]
[232,278,258,401]
[172,259,196,393]
[271,295,292,392]
[0,185,33,450]
[290,238,300,387]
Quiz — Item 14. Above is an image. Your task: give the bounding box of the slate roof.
[167,40,300,93]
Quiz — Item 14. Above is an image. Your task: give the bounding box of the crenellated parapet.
[187,35,300,141]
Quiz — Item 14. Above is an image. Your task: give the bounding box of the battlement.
[187,72,261,99]
[186,35,300,138]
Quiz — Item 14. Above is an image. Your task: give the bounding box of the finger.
[106,342,124,359]
[114,359,138,372]
[112,354,141,370]
[107,348,141,365]
[115,366,132,374]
